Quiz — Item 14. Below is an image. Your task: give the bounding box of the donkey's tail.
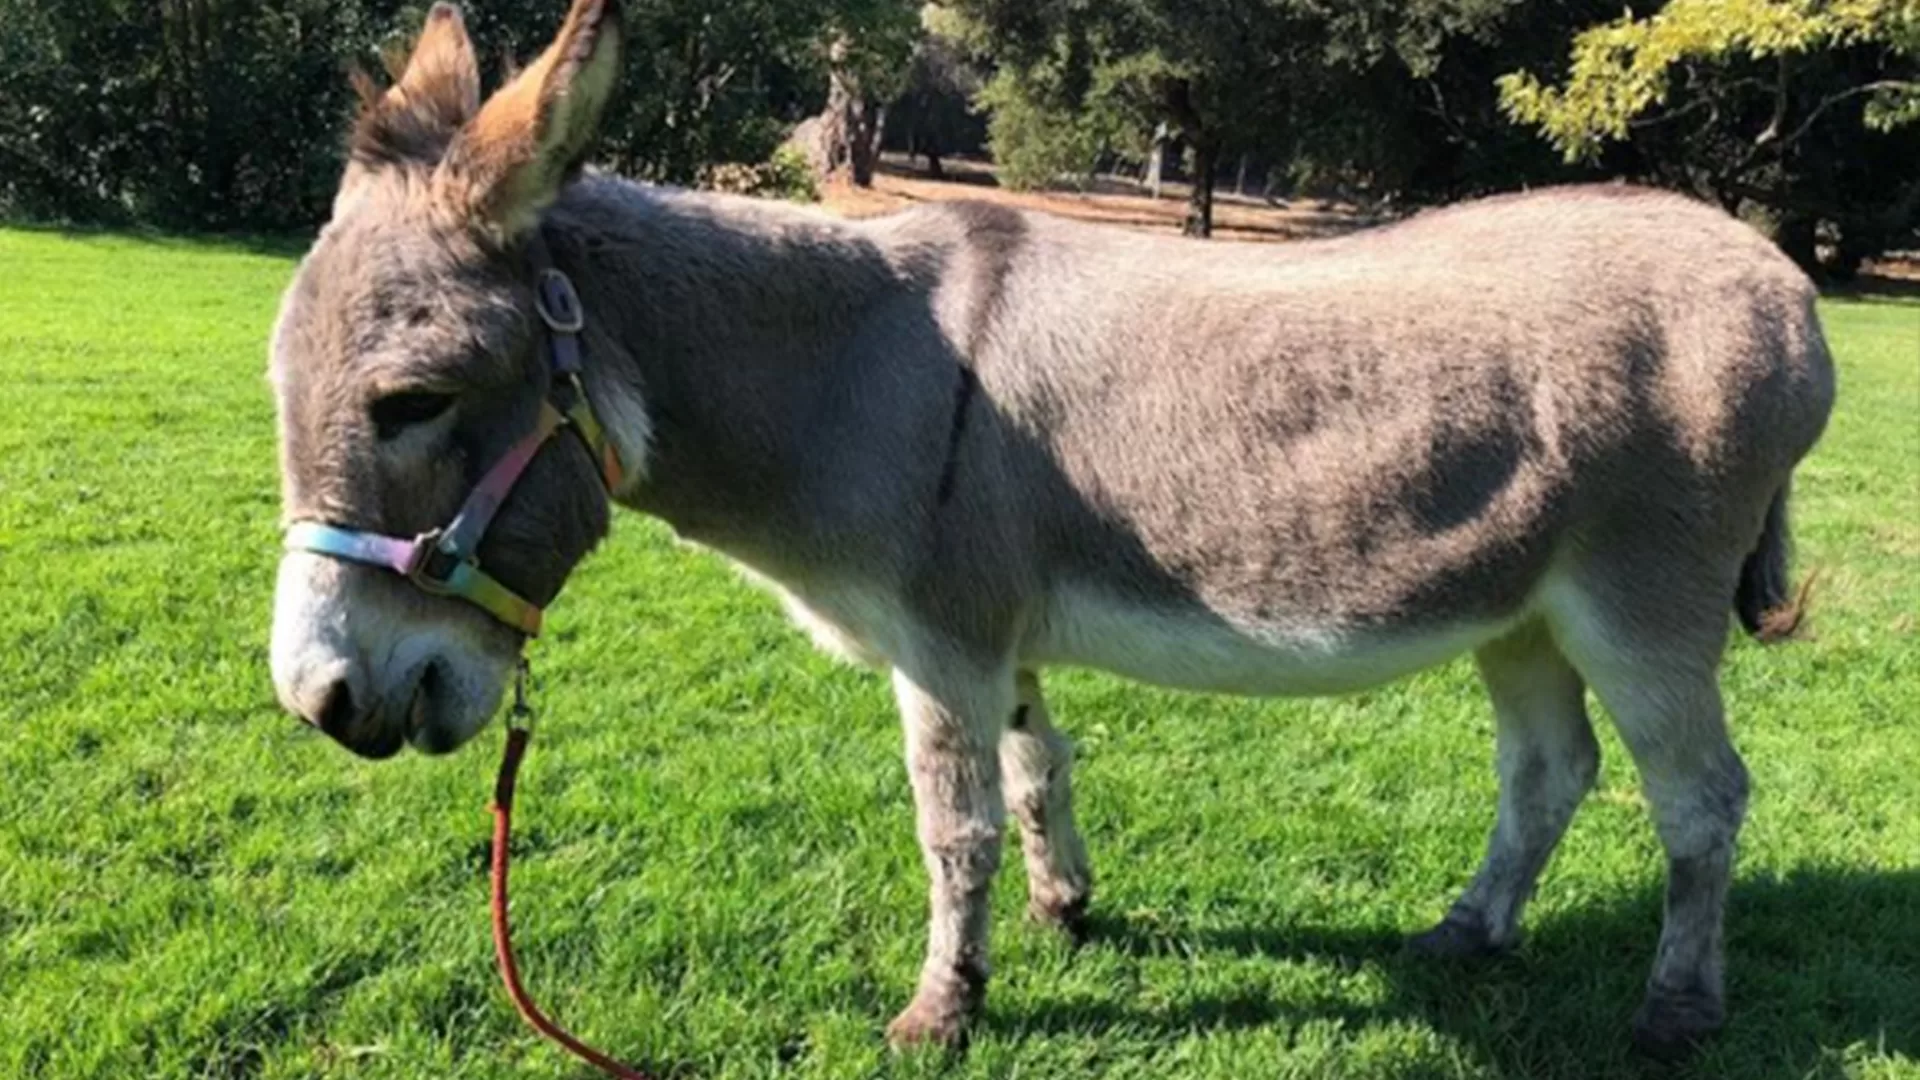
[1736,485,1813,643]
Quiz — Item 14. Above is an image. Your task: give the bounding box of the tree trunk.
[1235,153,1249,197]
[825,55,884,189]
[1184,137,1217,238]
[1146,123,1168,199]
[848,101,884,187]
[925,149,944,180]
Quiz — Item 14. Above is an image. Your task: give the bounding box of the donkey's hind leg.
[1550,577,1749,1060]
[1001,671,1093,937]
[1411,621,1598,957]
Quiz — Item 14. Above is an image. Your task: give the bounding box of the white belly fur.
[758,568,1522,696]
[1024,584,1519,696]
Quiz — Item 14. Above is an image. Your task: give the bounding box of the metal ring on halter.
[536,269,586,333]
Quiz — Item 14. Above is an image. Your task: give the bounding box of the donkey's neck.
[543,177,932,576]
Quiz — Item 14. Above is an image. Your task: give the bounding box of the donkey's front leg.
[886,661,1013,1050]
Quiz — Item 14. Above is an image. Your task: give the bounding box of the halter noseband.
[283,234,624,637]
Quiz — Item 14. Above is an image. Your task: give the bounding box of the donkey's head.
[271,1,625,759]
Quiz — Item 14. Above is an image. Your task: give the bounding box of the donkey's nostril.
[315,680,357,738]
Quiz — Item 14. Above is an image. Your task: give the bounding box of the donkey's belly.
[1026,585,1518,697]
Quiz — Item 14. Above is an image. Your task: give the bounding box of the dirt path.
[820,158,1367,243]
[821,158,1918,286]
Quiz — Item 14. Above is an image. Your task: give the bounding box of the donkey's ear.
[350,3,481,167]
[439,0,624,237]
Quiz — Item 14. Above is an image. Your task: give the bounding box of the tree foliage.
[1501,0,1920,274]
[1502,0,1920,154]
[946,0,1623,234]
[947,0,1310,232]
[975,44,1150,192]
[0,0,906,230]
[6,0,1916,270]
[817,0,924,186]
[883,9,989,178]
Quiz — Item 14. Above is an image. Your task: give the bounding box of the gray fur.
[269,1,1835,1057]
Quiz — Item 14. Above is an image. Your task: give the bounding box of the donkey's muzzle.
[298,672,404,760]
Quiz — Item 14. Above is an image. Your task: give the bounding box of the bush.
[758,144,824,202]
[977,70,1111,192]
[701,145,822,202]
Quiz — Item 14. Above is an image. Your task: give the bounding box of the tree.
[1501,0,1920,275]
[972,44,1152,193]
[466,0,880,188]
[789,0,922,187]
[0,0,395,230]
[947,0,1607,236]
[948,0,1322,236]
[0,0,920,229]
[884,11,988,178]
[1278,0,1631,204]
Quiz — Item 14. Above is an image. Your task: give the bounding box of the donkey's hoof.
[885,999,972,1052]
[886,970,984,1053]
[1406,911,1505,959]
[1631,989,1725,1062]
[1028,892,1092,944]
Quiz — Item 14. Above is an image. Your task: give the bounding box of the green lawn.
[1,225,1915,1080]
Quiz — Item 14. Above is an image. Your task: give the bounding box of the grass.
[0,225,1915,1080]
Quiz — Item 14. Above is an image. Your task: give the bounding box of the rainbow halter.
[283,236,624,637]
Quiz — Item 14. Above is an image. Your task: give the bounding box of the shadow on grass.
[1012,868,1919,1078]
[1824,273,1920,305]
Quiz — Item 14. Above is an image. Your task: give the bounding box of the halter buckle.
[535,269,586,334]
[403,530,467,593]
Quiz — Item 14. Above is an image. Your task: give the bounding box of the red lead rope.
[490,720,653,1080]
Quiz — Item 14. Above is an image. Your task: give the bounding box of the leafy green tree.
[403,1,886,189]
[884,9,989,178]
[948,0,1310,235]
[0,0,917,230]
[779,0,923,188]
[1502,0,1920,274]
[974,47,1150,192]
[1284,0,1629,203]
[828,0,925,186]
[0,0,394,229]
[947,0,1615,236]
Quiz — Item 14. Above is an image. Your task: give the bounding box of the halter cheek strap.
[536,265,624,493]
[282,235,624,637]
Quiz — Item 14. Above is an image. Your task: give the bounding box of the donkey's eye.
[370,391,455,439]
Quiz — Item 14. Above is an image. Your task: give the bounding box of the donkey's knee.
[1643,744,1749,861]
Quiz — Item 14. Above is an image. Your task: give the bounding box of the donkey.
[269,0,1835,1059]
